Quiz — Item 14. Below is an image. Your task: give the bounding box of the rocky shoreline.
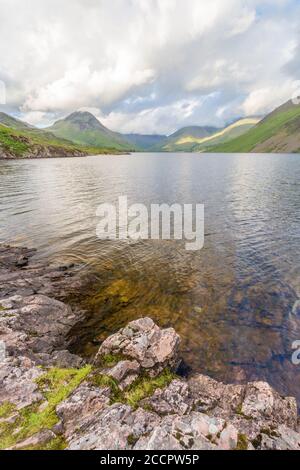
[0,245,300,450]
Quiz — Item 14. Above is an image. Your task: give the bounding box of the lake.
[0,152,299,403]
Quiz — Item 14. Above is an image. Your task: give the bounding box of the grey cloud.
[0,0,299,133]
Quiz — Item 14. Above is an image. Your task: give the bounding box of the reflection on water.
[0,153,299,403]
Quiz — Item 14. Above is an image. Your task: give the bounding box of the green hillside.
[151,126,219,152]
[150,120,258,152]
[48,112,134,151]
[0,112,33,130]
[0,113,125,159]
[208,101,300,153]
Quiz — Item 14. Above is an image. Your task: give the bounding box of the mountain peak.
[63,111,107,131]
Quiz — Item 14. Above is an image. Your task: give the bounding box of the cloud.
[0,0,300,133]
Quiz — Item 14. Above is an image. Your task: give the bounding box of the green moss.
[235,403,252,420]
[89,373,122,401]
[0,365,91,450]
[122,369,176,408]
[89,368,176,409]
[0,305,7,311]
[0,402,16,419]
[236,433,248,450]
[97,353,126,368]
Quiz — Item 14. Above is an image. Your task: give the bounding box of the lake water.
[0,153,299,403]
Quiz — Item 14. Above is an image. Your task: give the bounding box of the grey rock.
[134,412,235,450]
[241,381,297,430]
[257,425,300,450]
[141,379,191,415]
[105,360,140,390]
[56,383,111,438]
[0,294,76,356]
[67,404,133,450]
[0,356,43,409]
[67,404,161,450]
[95,317,180,376]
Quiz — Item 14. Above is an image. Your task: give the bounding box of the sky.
[0,0,300,135]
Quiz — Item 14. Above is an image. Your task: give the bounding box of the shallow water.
[0,153,299,401]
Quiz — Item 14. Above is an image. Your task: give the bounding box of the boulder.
[95,317,180,376]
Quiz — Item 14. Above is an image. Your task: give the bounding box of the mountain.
[193,118,260,152]
[153,119,259,152]
[124,133,167,150]
[208,100,300,153]
[0,112,124,159]
[47,111,134,151]
[0,112,33,130]
[151,126,219,152]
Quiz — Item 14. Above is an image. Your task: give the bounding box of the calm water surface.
[0,153,299,402]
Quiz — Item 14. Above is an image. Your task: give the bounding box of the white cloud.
[0,0,299,133]
[241,81,299,116]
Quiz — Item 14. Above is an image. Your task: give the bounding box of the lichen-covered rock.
[105,360,140,390]
[56,383,111,438]
[134,412,238,450]
[141,379,191,415]
[188,373,245,417]
[0,356,43,409]
[189,374,298,441]
[241,381,297,429]
[95,317,180,376]
[67,403,162,450]
[0,294,76,355]
[256,425,300,450]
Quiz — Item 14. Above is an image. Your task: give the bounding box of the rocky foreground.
[0,245,300,450]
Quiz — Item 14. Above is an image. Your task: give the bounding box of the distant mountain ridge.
[151,119,259,152]
[1,98,300,158]
[124,133,167,150]
[149,126,220,152]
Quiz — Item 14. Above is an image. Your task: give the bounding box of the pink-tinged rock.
[0,356,43,409]
[95,317,180,376]
[56,383,111,438]
[105,360,140,390]
[141,379,191,415]
[241,381,298,429]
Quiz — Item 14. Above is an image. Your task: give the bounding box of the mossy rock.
[0,365,91,450]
